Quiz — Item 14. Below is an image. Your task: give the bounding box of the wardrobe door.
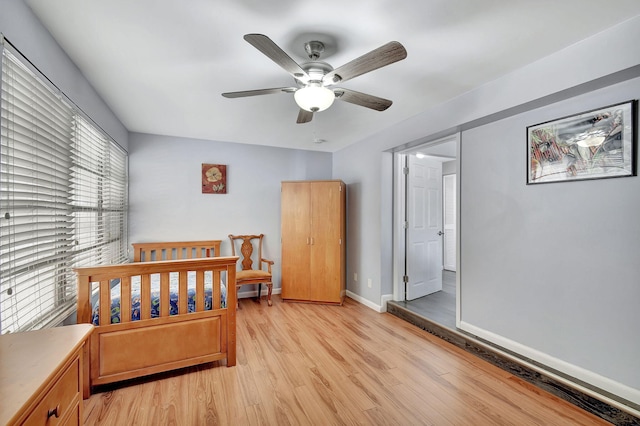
[309,181,343,303]
[281,182,311,300]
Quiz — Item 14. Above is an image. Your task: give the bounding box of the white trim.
[392,152,406,302]
[459,320,640,411]
[380,294,393,312]
[442,173,457,272]
[454,132,462,328]
[346,291,385,312]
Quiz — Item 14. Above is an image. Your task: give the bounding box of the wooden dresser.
[0,323,93,425]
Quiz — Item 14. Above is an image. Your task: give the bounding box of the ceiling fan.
[222,34,407,124]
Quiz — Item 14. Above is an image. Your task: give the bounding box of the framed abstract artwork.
[527,100,637,184]
[202,164,227,194]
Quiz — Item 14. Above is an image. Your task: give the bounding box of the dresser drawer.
[61,403,79,426]
[22,357,80,426]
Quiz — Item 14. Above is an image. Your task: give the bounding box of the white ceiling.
[25,0,640,152]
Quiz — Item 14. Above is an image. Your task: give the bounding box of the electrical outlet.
[354,273,358,282]
[367,278,372,288]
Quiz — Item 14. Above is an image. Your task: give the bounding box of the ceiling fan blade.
[222,87,297,98]
[334,88,393,111]
[244,34,310,81]
[324,41,407,85]
[296,109,314,124]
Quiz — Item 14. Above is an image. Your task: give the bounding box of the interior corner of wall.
[380,294,393,312]
[346,290,385,313]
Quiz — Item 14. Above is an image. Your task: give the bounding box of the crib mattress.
[91,271,227,325]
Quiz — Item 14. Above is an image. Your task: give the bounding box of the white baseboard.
[246,288,388,312]
[346,290,390,313]
[459,320,640,412]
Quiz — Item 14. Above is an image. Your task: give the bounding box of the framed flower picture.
[527,100,637,184]
[202,164,227,194]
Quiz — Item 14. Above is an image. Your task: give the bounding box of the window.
[71,116,128,269]
[0,43,128,334]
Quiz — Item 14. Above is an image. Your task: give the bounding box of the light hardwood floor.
[83,295,607,425]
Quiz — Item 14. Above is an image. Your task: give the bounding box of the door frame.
[443,173,457,272]
[392,133,461,326]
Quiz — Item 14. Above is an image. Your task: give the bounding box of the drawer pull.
[47,404,60,419]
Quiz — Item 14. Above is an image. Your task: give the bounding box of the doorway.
[392,134,459,329]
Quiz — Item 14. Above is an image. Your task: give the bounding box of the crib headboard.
[132,240,222,262]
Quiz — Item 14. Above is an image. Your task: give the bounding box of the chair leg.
[267,283,273,306]
[257,283,262,302]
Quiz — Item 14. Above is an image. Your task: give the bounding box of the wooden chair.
[228,234,274,307]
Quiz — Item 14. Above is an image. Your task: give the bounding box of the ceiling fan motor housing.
[297,61,334,85]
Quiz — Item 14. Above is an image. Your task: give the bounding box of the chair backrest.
[228,234,264,271]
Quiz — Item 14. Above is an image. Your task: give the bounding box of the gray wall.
[0,0,128,150]
[333,16,640,405]
[128,132,333,291]
[442,160,456,175]
[333,140,389,301]
[461,76,640,393]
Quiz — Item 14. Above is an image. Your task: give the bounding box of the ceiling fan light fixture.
[294,84,335,112]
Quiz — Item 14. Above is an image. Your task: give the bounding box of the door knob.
[437,231,444,236]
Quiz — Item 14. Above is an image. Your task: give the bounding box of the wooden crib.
[75,240,237,397]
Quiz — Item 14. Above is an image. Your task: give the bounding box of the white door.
[406,155,443,300]
[443,174,457,271]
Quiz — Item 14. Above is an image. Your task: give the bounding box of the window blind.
[70,115,128,269]
[0,44,128,334]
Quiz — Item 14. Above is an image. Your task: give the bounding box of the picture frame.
[527,100,637,184]
[202,164,227,194]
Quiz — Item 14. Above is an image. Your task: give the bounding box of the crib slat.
[179,271,188,314]
[213,270,221,310]
[77,275,91,324]
[99,280,110,326]
[120,277,131,323]
[226,264,237,366]
[195,270,204,312]
[141,274,151,320]
[160,272,170,317]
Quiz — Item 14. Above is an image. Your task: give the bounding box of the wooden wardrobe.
[281,180,346,304]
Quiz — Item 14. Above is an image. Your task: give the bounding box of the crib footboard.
[76,256,238,397]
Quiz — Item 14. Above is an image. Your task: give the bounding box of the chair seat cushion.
[237,270,271,281]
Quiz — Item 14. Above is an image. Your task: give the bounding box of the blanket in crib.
[91,271,227,325]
